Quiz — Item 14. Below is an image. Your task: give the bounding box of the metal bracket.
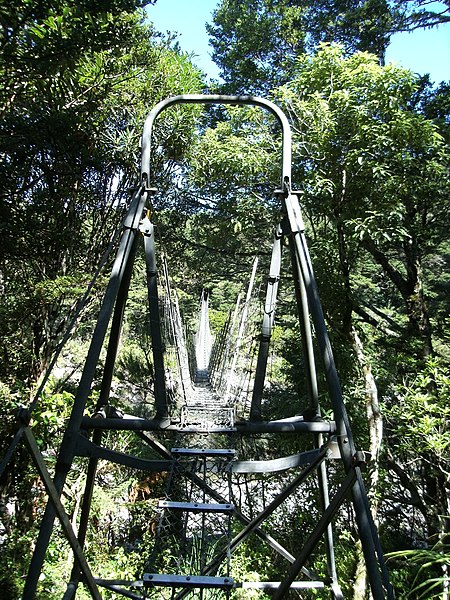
[143,574,234,589]
[144,186,158,195]
[326,436,341,460]
[352,451,366,468]
[139,215,153,236]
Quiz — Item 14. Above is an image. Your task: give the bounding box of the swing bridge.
[1,95,393,599]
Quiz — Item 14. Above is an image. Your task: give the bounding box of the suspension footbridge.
[1,95,393,599]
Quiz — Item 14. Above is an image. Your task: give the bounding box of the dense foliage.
[0,0,449,598]
[0,0,204,596]
[208,0,450,92]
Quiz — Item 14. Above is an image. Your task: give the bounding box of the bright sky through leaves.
[386,20,449,83]
[148,0,221,79]
[148,0,449,84]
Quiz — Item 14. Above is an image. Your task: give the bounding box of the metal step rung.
[237,580,325,589]
[143,574,234,589]
[185,403,232,410]
[158,500,233,512]
[171,447,235,457]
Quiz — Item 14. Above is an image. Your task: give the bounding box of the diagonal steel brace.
[23,427,102,600]
[137,432,319,581]
[273,467,358,599]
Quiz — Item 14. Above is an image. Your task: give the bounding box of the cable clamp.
[352,451,366,468]
[139,215,153,236]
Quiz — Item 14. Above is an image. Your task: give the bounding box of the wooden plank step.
[171,447,235,457]
[143,574,234,589]
[158,500,233,512]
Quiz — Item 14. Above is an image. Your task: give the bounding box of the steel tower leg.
[284,190,393,600]
[142,216,169,419]
[23,188,147,598]
[287,215,342,596]
[250,224,282,419]
[62,235,140,599]
[287,231,320,415]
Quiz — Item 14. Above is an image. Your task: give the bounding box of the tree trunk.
[334,168,353,337]
[353,540,368,600]
[361,238,433,358]
[351,328,383,600]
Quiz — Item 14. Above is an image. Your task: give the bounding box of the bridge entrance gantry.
[3,95,393,599]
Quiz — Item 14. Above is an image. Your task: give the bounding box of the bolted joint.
[274,188,287,199]
[145,186,158,195]
[352,451,366,468]
[17,407,31,426]
[140,173,158,194]
[259,333,271,343]
[92,407,107,419]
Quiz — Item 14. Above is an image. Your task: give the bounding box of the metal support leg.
[316,433,343,599]
[63,236,140,599]
[284,192,392,600]
[142,216,168,419]
[250,225,282,420]
[273,467,357,599]
[287,229,320,415]
[23,188,146,599]
[23,427,102,600]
